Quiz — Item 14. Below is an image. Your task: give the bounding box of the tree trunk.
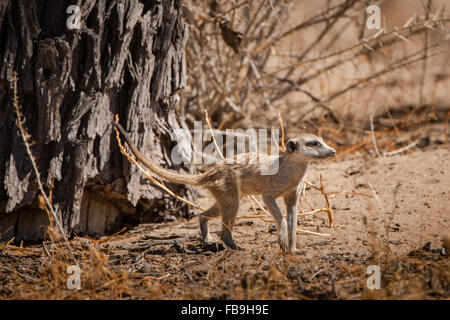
[0,0,196,242]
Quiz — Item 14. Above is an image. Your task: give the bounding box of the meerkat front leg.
[263,195,288,253]
[284,189,301,254]
[199,204,220,244]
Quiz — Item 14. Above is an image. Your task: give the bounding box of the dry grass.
[1,221,448,299]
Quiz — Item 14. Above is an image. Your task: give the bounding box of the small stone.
[417,137,430,148]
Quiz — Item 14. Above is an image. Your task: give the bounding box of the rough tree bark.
[0,0,196,242]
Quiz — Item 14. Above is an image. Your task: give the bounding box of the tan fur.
[113,121,336,253]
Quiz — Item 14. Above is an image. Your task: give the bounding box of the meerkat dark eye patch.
[286,139,299,153]
[306,141,320,147]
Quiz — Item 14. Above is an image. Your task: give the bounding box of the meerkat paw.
[221,235,243,251]
[288,246,299,255]
[228,244,244,251]
[224,240,243,251]
[202,234,218,244]
[278,233,289,253]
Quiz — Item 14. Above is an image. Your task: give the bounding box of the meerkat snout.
[285,134,336,160]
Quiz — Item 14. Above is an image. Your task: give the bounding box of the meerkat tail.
[112,120,202,186]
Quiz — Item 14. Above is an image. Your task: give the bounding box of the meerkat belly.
[240,178,265,196]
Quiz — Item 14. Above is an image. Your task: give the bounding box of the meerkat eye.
[307,141,320,147]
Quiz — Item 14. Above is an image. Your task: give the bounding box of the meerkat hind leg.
[199,204,220,244]
[218,192,242,251]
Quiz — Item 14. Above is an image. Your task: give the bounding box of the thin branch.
[370,115,382,158]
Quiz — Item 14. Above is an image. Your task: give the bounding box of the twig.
[277,113,286,151]
[302,182,315,211]
[384,140,419,156]
[250,196,271,216]
[310,267,329,280]
[144,273,171,281]
[297,208,329,217]
[247,195,259,215]
[305,179,321,191]
[95,227,128,244]
[319,175,334,228]
[204,109,225,161]
[322,48,441,105]
[298,229,330,237]
[0,245,40,254]
[329,191,374,199]
[370,115,382,158]
[418,0,432,106]
[113,115,205,211]
[445,111,449,148]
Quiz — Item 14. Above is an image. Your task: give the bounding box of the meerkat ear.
[286,139,299,153]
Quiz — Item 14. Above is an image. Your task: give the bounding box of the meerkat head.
[284,134,336,161]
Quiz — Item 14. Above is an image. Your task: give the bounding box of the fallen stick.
[297,208,329,217]
[319,175,334,228]
[384,139,419,156]
[298,229,331,237]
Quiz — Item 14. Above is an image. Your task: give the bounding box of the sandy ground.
[177,146,449,259]
[1,146,449,299]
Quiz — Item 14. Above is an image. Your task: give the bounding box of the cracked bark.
[0,0,196,242]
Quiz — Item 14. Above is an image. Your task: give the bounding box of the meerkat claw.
[226,242,243,251]
[278,240,289,253]
[202,234,218,244]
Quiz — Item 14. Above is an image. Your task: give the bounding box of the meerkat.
[112,121,336,254]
